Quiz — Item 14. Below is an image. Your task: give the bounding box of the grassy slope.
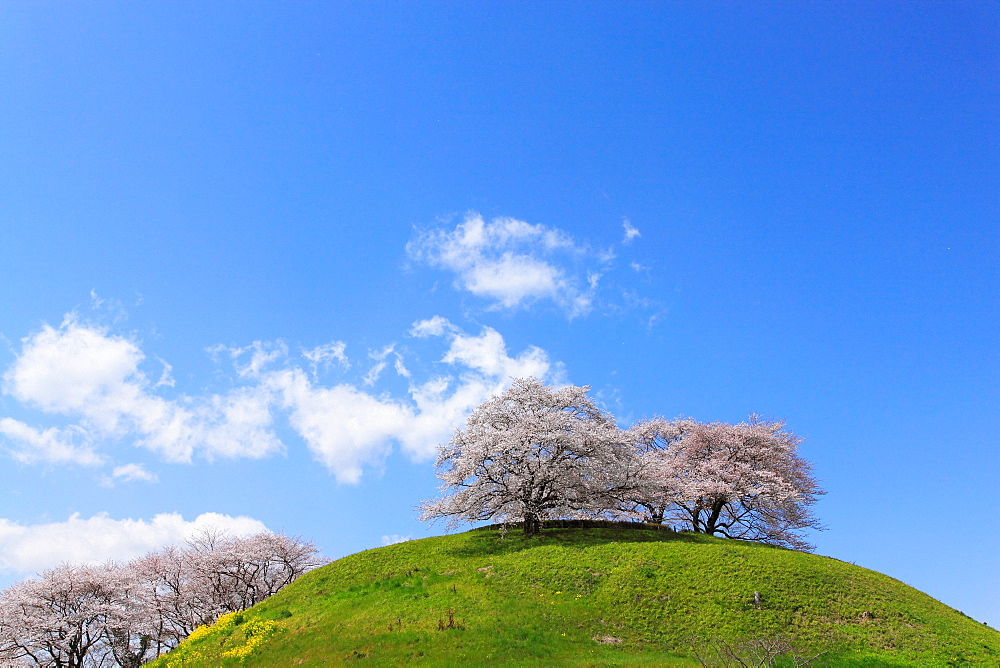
[150,525,1000,666]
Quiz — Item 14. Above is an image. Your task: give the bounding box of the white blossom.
[0,531,323,666]
[624,415,824,550]
[420,378,633,534]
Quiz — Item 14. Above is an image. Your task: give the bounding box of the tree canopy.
[419,377,632,535]
[624,415,824,550]
[421,378,823,549]
[0,531,322,667]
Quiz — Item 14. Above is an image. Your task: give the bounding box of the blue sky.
[1,2,997,628]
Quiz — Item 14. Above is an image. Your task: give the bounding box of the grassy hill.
[149,523,1000,666]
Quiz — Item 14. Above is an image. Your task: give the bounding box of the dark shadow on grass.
[443,520,719,558]
[473,519,683,533]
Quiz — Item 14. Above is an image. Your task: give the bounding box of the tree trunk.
[522,513,542,535]
[703,496,726,535]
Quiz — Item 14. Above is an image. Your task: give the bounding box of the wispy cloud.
[2,316,283,463]
[622,219,641,244]
[302,341,349,379]
[381,534,411,546]
[244,317,559,482]
[362,344,407,386]
[111,462,158,483]
[0,418,103,466]
[2,312,561,484]
[99,461,159,487]
[407,213,601,317]
[400,317,559,462]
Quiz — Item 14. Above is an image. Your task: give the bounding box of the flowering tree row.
[421,377,824,550]
[0,530,323,667]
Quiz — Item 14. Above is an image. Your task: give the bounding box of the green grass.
[149,523,1000,666]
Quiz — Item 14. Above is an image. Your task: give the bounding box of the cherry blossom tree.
[128,544,218,652]
[94,565,156,668]
[128,530,322,652]
[0,562,135,668]
[181,530,323,616]
[630,415,824,550]
[0,530,322,666]
[420,377,633,535]
[616,416,694,524]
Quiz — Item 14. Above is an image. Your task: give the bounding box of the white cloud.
[363,344,408,386]
[1,311,561,484]
[2,316,283,463]
[153,356,175,388]
[268,367,414,484]
[251,317,558,480]
[224,340,288,379]
[302,341,349,379]
[0,512,268,575]
[395,318,557,461]
[400,376,497,461]
[407,213,598,316]
[0,418,103,466]
[111,463,158,483]
[410,315,456,338]
[381,534,411,546]
[101,462,159,486]
[184,385,282,460]
[464,254,565,308]
[440,325,550,381]
[622,219,641,243]
[3,315,145,430]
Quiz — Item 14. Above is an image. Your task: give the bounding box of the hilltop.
[150,523,1000,666]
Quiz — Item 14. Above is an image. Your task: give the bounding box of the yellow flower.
[221,619,283,659]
